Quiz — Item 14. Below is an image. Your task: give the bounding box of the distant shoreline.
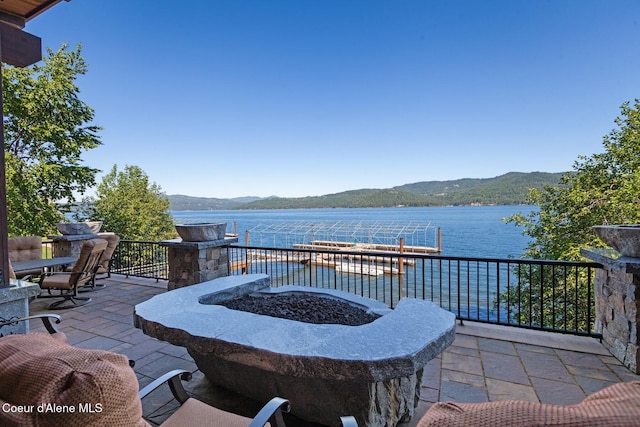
[169,203,536,212]
[169,171,560,211]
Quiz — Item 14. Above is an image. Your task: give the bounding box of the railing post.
[399,237,404,275]
[399,237,404,300]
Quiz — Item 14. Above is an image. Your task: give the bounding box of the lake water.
[172,205,536,259]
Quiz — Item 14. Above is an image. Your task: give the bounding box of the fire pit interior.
[219,292,381,326]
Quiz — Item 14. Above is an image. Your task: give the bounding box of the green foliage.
[2,44,101,236]
[508,100,640,261]
[502,262,594,332]
[87,165,176,241]
[499,100,640,332]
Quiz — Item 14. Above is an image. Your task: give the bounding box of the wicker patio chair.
[418,381,640,427]
[0,333,356,427]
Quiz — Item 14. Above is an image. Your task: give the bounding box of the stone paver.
[24,275,640,427]
[439,379,488,403]
[485,378,538,402]
[441,350,483,375]
[519,350,575,383]
[529,377,585,405]
[478,337,517,355]
[481,351,530,385]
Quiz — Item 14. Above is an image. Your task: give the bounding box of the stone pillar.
[0,280,41,336]
[50,233,98,258]
[582,248,640,374]
[161,237,238,291]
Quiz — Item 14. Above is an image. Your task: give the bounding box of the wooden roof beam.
[0,22,41,67]
[0,11,26,28]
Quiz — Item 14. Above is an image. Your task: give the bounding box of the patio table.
[12,257,77,273]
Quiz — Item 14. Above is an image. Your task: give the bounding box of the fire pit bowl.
[56,221,101,235]
[134,274,456,426]
[175,222,227,242]
[593,225,640,258]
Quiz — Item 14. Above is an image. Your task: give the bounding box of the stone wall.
[583,249,640,374]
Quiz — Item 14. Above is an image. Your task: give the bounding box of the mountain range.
[168,171,564,210]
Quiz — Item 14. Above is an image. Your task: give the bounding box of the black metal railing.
[42,239,54,258]
[228,245,602,337]
[111,240,168,281]
[104,240,602,337]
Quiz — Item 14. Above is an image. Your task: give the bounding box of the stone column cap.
[581,248,640,274]
[160,237,238,249]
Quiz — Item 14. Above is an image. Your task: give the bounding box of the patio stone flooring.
[28,275,640,426]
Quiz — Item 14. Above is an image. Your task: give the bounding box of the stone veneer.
[160,237,238,290]
[50,233,99,258]
[0,280,41,336]
[582,248,640,374]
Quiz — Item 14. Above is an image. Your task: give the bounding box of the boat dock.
[236,220,442,277]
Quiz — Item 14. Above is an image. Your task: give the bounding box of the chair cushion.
[70,238,107,275]
[8,236,43,277]
[418,381,640,427]
[50,331,68,343]
[0,333,148,427]
[8,236,42,262]
[97,233,120,270]
[39,273,75,290]
[161,397,266,427]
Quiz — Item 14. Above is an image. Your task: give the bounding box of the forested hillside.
[394,172,564,206]
[168,172,564,210]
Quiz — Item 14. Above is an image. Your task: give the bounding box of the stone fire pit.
[134,274,456,426]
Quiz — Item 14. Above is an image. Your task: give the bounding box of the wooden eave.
[0,0,70,28]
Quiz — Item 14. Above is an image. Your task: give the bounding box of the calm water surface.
[172,205,536,259]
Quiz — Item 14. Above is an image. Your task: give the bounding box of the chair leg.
[47,294,92,310]
[78,272,105,293]
[77,282,106,292]
[38,288,93,310]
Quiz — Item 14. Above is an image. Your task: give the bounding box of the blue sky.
[25,0,640,198]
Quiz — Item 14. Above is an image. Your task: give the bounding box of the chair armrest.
[341,416,358,427]
[248,397,291,427]
[0,314,61,334]
[138,369,192,404]
[27,314,62,334]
